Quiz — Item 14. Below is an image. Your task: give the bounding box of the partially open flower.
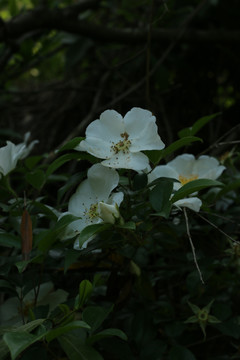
[76,107,165,171]
[0,133,38,178]
[99,202,123,224]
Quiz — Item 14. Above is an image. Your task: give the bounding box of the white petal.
[148,165,179,183]
[193,155,225,179]
[108,191,124,206]
[68,179,98,215]
[173,197,202,212]
[168,154,196,176]
[77,137,112,159]
[88,164,119,199]
[0,141,23,176]
[76,110,125,158]
[124,108,165,151]
[101,151,149,170]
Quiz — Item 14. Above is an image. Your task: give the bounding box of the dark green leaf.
[58,137,84,152]
[0,233,21,249]
[78,223,112,248]
[37,214,79,251]
[82,305,113,334]
[87,328,127,345]
[145,136,202,164]
[46,321,90,342]
[59,334,104,360]
[178,113,221,138]
[77,280,93,309]
[149,180,173,212]
[171,179,223,203]
[25,170,45,190]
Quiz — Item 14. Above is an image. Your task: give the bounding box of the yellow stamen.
[86,203,99,219]
[111,132,131,154]
[179,174,198,185]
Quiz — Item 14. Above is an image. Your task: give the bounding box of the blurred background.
[0,0,240,154]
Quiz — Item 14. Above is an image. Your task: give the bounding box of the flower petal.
[168,154,196,176]
[77,110,125,158]
[148,165,179,183]
[173,197,202,212]
[88,164,120,199]
[101,151,150,170]
[193,155,225,179]
[68,179,98,216]
[108,191,124,206]
[124,107,165,151]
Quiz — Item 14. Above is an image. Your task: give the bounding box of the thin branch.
[183,208,205,284]
[100,0,208,110]
[197,213,240,246]
[2,1,240,45]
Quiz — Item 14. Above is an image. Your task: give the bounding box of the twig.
[197,212,240,246]
[100,0,208,110]
[183,208,204,284]
[199,123,240,155]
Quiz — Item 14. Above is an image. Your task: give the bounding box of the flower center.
[111,132,131,154]
[86,203,99,220]
[179,174,198,185]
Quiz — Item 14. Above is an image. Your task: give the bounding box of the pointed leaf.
[46,321,90,342]
[171,179,223,203]
[87,328,127,345]
[178,113,221,138]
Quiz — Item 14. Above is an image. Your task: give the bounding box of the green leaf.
[116,221,136,230]
[31,202,58,221]
[187,301,201,315]
[3,320,47,360]
[25,156,44,170]
[78,223,112,248]
[146,136,202,164]
[0,233,21,249]
[76,280,93,309]
[87,328,127,345]
[178,113,221,138]
[149,180,173,212]
[37,214,79,251]
[133,173,148,190]
[25,170,45,190]
[58,137,84,152]
[0,338,10,360]
[46,153,82,177]
[169,345,197,360]
[82,305,113,334]
[46,321,90,342]
[171,179,223,203]
[57,172,86,204]
[161,137,202,160]
[59,334,104,360]
[216,179,240,198]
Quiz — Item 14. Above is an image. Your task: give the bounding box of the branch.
[2,2,240,45]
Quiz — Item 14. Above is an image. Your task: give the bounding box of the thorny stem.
[183,208,204,284]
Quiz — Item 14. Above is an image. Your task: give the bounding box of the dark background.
[0,0,240,154]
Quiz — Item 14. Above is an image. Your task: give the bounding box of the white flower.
[76,107,165,171]
[148,153,225,212]
[61,163,124,248]
[0,133,38,178]
[16,132,39,159]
